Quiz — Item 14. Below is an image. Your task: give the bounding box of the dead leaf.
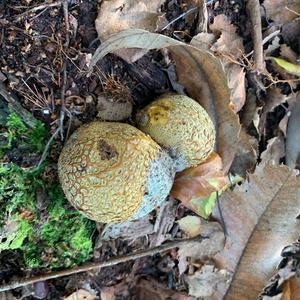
[211,164,300,299]
[209,14,244,58]
[281,19,300,55]
[186,265,231,298]
[177,216,202,238]
[281,277,300,300]
[95,0,165,62]
[171,152,227,202]
[258,86,291,136]
[171,152,231,218]
[136,278,195,300]
[264,0,300,24]
[64,289,96,300]
[177,221,225,275]
[95,0,164,40]
[230,128,258,177]
[227,64,246,113]
[89,29,240,173]
[260,135,285,166]
[190,32,216,51]
[286,94,300,168]
[280,44,298,64]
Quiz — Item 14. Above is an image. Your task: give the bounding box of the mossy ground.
[0,111,95,269]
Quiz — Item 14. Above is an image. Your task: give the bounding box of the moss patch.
[0,113,95,269]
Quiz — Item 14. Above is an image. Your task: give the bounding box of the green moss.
[0,113,95,270]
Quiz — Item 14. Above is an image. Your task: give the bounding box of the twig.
[159,7,198,31]
[15,1,62,19]
[63,0,70,47]
[0,82,38,129]
[59,61,67,140]
[37,127,60,168]
[246,0,264,73]
[0,236,205,292]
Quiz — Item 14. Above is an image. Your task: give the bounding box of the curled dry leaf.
[95,0,166,62]
[96,0,165,40]
[211,164,300,299]
[260,135,285,166]
[64,289,96,300]
[229,128,258,177]
[171,152,228,218]
[264,0,300,24]
[200,14,246,113]
[177,221,225,275]
[186,265,231,298]
[89,29,240,172]
[136,278,195,300]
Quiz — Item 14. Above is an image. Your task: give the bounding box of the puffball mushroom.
[136,94,215,172]
[58,121,175,223]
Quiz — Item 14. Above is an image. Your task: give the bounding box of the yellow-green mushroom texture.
[58,122,175,223]
[136,94,215,172]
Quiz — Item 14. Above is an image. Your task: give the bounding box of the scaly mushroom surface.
[136,94,215,171]
[58,121,175,223]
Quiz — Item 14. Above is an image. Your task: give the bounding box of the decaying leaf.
[89,29,241,172]
[171,152,228,218]
[260,135,285,166]
[64,289,96,300]
[95,0,166,62]
[230,128,258,177]
[177,216,202,238]
[205,14,246,113]
[209,14,244,58]
[95,0,165,40]
[286,94,300,168]
[136,278,195,300]
[264,0,300,24]
[177,221,225,275]
[268,56,300,76]
[186,265,231,298]
[211,164,300,299]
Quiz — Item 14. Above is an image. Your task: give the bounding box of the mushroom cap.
[58,121,175,223]
[136,94,215,172]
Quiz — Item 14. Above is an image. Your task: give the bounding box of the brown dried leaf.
[136,278,195,300]
[264,0,300,24]
[64,289,96,300]
[211,164,300,299]
[90,29,240,172]
[209,14,244,58]
[186,265,231,298]
[280,44,298,64]
[260,135,285,166]
[171,152,228,207]
[177,221,225,275]
[95,0,164,40]
[229,128,258,177]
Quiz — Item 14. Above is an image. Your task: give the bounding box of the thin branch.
[0,236,206,292]
[37,127,60,168]
[246,0,264,73]
[63,0,70,47]
[159,7,198,31]
[15,1,62,19]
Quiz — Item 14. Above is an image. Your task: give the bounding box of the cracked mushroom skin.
[58,122,175,223]
[136,94,215,172]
